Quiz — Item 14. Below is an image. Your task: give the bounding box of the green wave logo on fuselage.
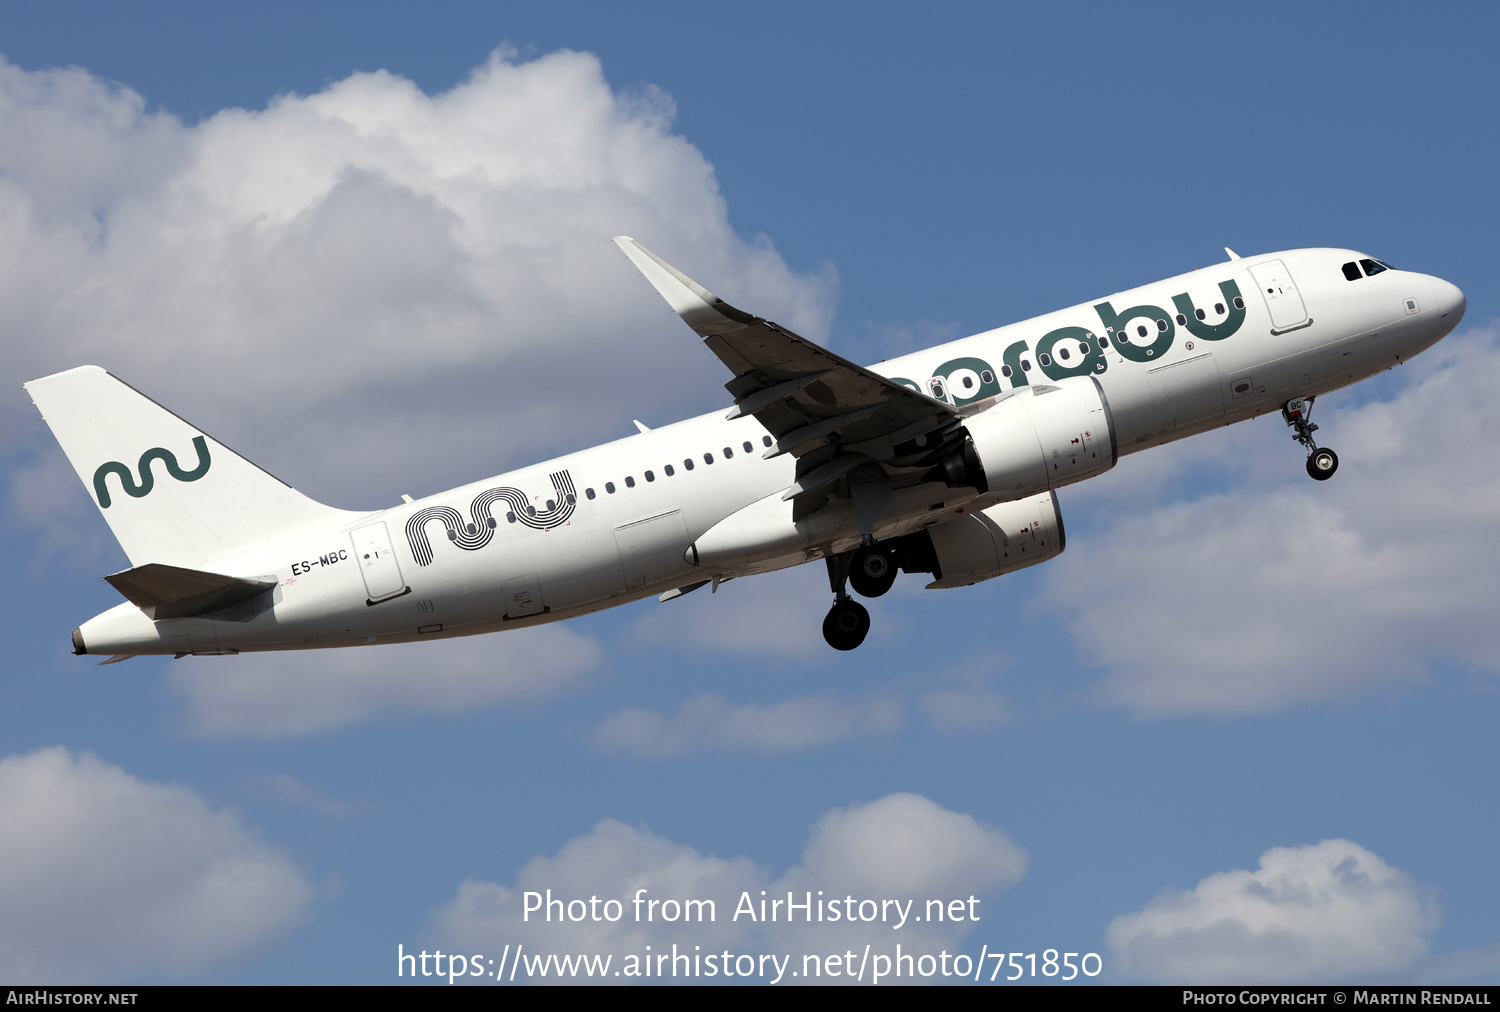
[92,436,212,508]
[891,277,1247,395]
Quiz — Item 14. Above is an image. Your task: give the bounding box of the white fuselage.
[76,248,1465,656]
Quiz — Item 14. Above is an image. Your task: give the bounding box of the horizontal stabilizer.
[104,563,277,620]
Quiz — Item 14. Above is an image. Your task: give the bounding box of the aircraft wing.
[613,238,962,476]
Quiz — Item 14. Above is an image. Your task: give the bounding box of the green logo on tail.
[93,436,212,508]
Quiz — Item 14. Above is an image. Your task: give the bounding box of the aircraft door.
[1249,259,1310,332]
[1147,352,1226,432]
[615,509,691,590]
[351,522,407,602]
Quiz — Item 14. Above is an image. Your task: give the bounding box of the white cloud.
[249,773,371,821]
[915,651,1014,732]
[437,818,765,964]
[1106,839,1438,984]
[169,624,602,738]
[793,793,1027,900]
[0,49,835,517]
[917,687,1010,731]
[432,793,1026,984]
[0,747,310,981]
[1039,325,1500,715]
[593,691,904,758]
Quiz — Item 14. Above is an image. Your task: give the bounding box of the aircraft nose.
[1432,276,1466,329]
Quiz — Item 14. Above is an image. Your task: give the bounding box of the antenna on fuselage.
[1224,247,1242,261]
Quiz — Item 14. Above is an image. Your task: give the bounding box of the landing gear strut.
[822,551,871,651]
[1283,397,1339,481]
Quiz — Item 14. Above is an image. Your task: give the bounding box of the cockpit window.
[1360,258,1390,276]
[1341,261,1361,281]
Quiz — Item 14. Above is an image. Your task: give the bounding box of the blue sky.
[0,1,1496,985]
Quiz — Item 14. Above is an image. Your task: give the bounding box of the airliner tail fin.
[24,366,350,567]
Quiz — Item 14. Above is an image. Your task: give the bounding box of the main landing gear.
[821,542,900,650]
[1283,396,1339,481]
[849,543,899,598]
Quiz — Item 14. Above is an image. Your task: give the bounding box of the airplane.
[25,241,1465,657]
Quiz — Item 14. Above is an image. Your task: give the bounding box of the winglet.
[613,236,743,335]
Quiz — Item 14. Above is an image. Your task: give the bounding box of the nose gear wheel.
[1283,397,1338,481]
[1307,447,1339,480]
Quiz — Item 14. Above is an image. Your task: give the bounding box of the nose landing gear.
[1284,397,1339,481]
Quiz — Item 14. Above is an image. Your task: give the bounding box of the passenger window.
[1175,314,1186,325]
[1058,348,1069,361]
[1156,319,1167,332]
[1098,336,1109,348]
[1001,364,1012,377]
[1021,359,1032,371]
[1040,353,1053,366]
[1137,325,1148,337]
[684,458,694,471]
[664,464,674,476]
[762,435,772,447]
[1214,303,1225,315]
[1196,308,1206,320]
[704,453,714,464]
[743,441,753,453]
[625,476,635,488]
[545,499,555,510]
[723,446,733,458]
[487,517,497,528]
[961,375,974,389]
[565,494,575,505]
[526,505,536,517]
[980,369,994,383]
[644,471,654,482]
[1342,261,1362,281]
[605,482,615,494]
[506,511,517,522]
[586,488,596,499]
[1079,342,1090,355]
[930,378,947,399]
[1360,258,1387,276]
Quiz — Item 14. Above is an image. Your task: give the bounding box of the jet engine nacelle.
[937,376,1116,500]
[922,491,1064,589]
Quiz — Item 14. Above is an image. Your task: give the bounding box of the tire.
[822,599,871,651]
[848,546,898,598]
[1307,447,1339,481]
